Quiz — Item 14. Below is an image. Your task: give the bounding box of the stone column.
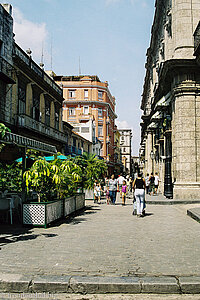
[172,0,200,59]
[173,81,200,199]
[50,101,55,128]
[40,93,45,123]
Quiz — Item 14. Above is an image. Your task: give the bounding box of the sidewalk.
[0,195,200,294]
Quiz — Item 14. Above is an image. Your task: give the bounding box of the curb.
[146,199,200,205]
[0,274,200,294]
[187,208,200,223]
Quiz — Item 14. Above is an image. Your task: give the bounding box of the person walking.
[121,180,127,206]
[145,173,150,194]
[149,172,155,195]
[108,174,118,204]
[154,172,159,195]
[133,173,146,217]
[117,173,125,197]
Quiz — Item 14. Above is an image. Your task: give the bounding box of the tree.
[70,153,107,189]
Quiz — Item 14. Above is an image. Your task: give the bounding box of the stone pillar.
[50,101,55,128]
[59,107,63,131]
[172,0,200,59]
[11,76,18,120]
[40,93,45,123]
[173,82,200,199]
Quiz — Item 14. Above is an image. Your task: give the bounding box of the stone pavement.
[0,194,200,294]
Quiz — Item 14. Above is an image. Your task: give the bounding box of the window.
[18,85,26,114]
[123,148,126,152]
[98,90,103,100]
[73,127,80,132]
[84,89,88,99]
[69,107,75,116]
[32,89,40,121]
[83,106,89,115]
[81,127,89,133]
[98,108,103,116]
[45,99,51,126]
[121,136,124,141]
[98,125,103,136]
[68,90,75,98]
[73,137,76,147]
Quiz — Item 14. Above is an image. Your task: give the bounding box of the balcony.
[0,57,15,83]
[17,114,67,143]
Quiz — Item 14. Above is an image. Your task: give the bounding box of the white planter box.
[23,194,85,228]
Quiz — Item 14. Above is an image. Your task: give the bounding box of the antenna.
[41,41,44,64]
[50,34,53,70]
[39,41,44,69]
[79,56,81,75]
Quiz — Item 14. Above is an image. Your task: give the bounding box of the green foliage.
[70,152,107,189]
[0,123,11,139]
[23,158,82,202]
[0,123,11,152]
[0,162,22,192]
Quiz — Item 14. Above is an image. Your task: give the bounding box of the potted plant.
[23,157,84,227]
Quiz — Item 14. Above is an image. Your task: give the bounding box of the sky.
[7,0,155,155]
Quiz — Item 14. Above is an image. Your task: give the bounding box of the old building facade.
[140,0,200,200]
[119,129,132,175]
[53,75,117,173]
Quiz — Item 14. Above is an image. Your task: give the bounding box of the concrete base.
[0,274,200,294]
[173,182,200,201]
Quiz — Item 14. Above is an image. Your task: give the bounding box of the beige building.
[114,125,123,174]
[52,75,117,174]
[140,0,200,200]
[119,129,132,175]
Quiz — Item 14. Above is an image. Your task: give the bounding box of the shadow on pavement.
[51,205,101,227]
[0,225,58,248]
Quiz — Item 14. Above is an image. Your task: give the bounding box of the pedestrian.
[149,172,155,195]
[129,177,133,193]
[154,172,159,195]
[145,173,150,194]
[93,180,100,203]
[117,173,125,197]
[106,186,110,205]
[132,173,146,217]
[121,180,127,206]
[108,174,118,204]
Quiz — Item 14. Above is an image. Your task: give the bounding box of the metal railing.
[17,114,67,143]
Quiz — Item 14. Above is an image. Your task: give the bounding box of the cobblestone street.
[0,195,200,278]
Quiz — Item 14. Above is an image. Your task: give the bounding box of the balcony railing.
[17,114,67,143]
[0,57,15,83]
[14,44,62,96]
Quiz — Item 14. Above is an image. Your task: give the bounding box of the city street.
[0,195,200,278]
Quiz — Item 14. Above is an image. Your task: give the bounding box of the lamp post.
[164,131,173,198]
[150,150,155,174]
